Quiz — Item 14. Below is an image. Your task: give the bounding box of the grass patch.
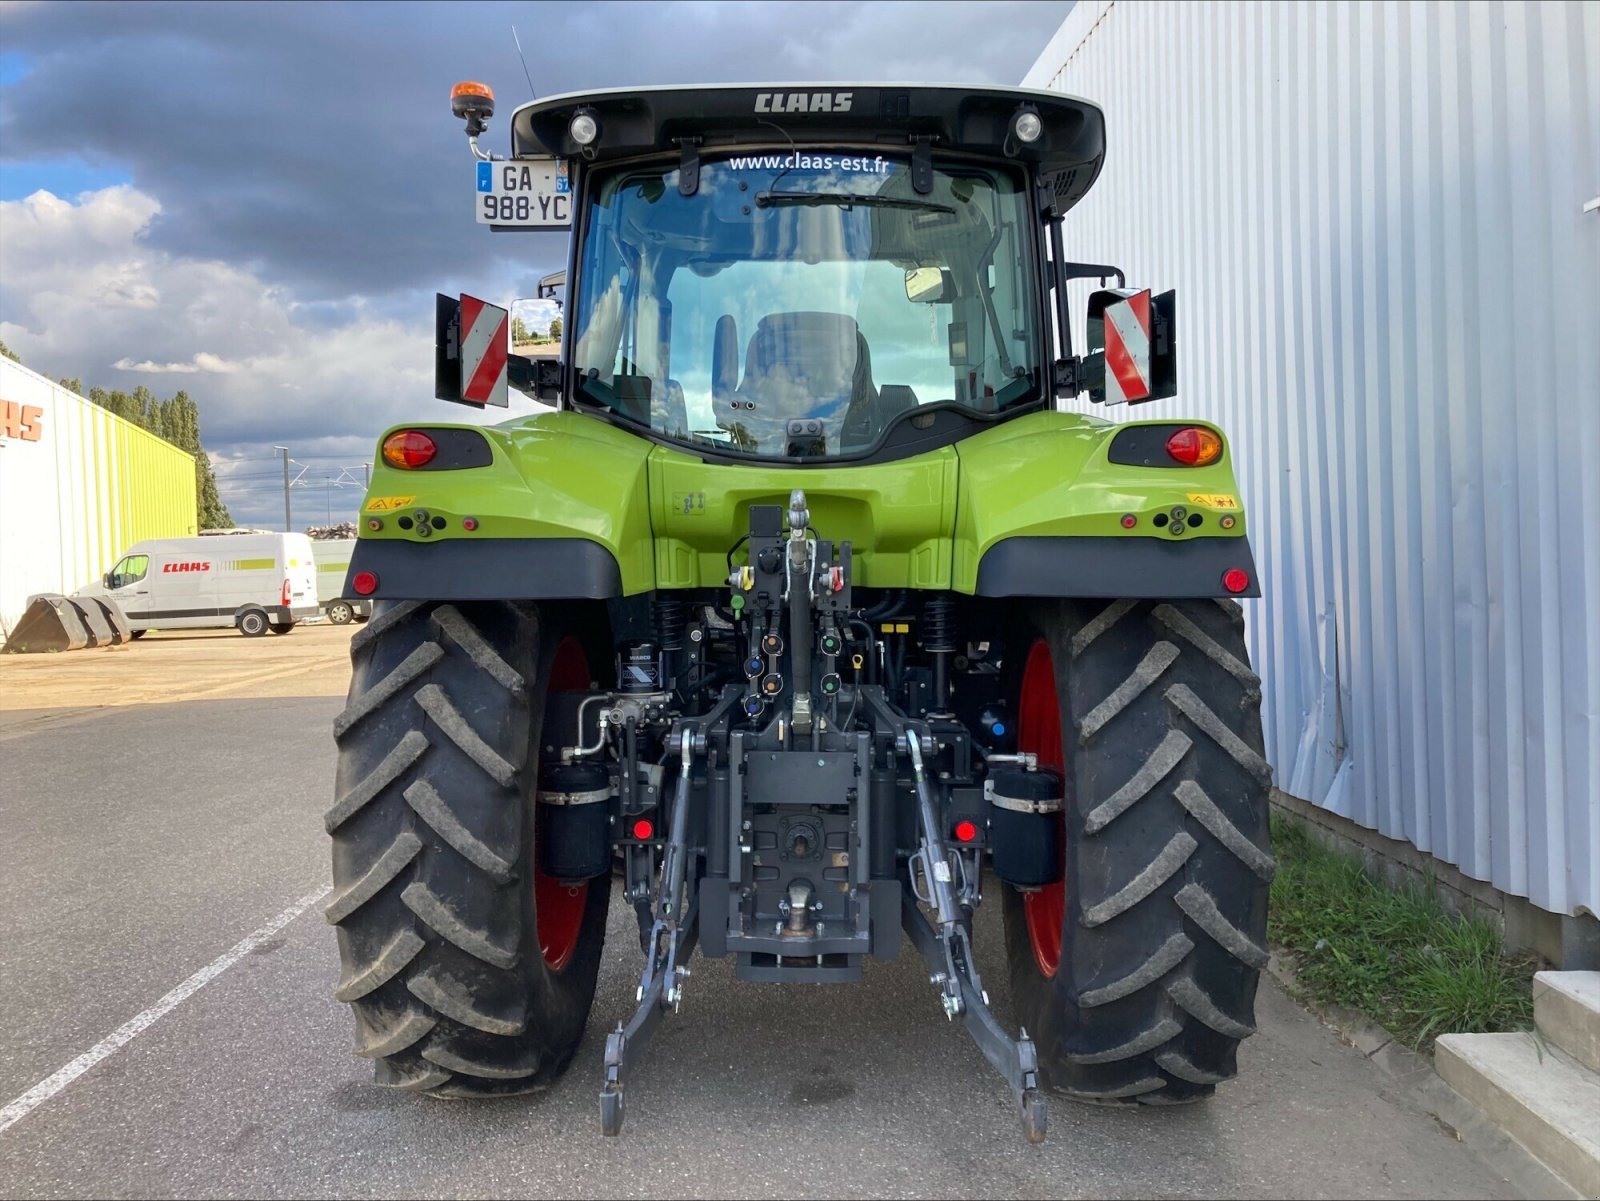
[1268,815,1535,1051]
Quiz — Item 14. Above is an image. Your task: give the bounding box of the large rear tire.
[327,599,610,1096]
[1001,599,1274,1104]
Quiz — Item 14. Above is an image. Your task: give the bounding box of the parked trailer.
[76,532,319,636]
[310,538,372,624]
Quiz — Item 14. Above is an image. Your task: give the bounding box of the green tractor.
[328,81,1272,1141]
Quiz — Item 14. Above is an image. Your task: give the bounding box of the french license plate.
[475,158,571,227]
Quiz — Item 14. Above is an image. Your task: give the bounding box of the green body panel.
[362,411,657,594]
[359,409,1249,595]
[649,445,957,590]
[949,411,1249,592]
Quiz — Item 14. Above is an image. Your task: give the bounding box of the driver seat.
[714,312,876,452]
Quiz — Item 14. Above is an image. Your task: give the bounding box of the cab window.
[109,554,149,589]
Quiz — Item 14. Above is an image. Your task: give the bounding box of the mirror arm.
[1057,261,1126,288]
[1043,203,1080,397]
[506,353,563,405]
[1040,178,1130,398]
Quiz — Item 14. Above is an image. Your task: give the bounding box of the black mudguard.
[344,537,624,601]
[974,536,1261,599]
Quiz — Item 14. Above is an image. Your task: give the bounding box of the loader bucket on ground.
[69,597,117,647]
[2,595,90,653]
[83,596,133,644]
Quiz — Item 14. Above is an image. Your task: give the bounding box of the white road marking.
[0,883,332,1135]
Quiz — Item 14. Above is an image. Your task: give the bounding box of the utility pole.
[273,445,291,532]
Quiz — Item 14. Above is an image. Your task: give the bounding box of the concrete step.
[1536,971,1600,1073]
[1435,1032,1600,1198]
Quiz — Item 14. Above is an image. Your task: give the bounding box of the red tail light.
[382,430,437,469]
[953,819,979,844]
[351,571,379,596]
[282,579,292,606]
[1165,426,1223,466]
[631,818,655,840]
[1222,568,1250,594]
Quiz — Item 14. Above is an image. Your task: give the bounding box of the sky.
[0,0,1070,529]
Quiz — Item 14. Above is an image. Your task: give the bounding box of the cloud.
[113,351,243,374]
[0,0,1075,526]
[0,2,1069,300]
[0,184,445,527]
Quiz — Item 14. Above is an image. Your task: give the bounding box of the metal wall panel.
[1025,0,1599,916]
[0,358,197,636]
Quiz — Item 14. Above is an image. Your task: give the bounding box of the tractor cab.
[439,84,1174,456]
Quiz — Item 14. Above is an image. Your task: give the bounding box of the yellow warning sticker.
[366,495,416,512]
[1187,493,1239,510]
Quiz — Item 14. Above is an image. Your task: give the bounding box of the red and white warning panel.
[459,294,509,407]
[1102,289,1152,405]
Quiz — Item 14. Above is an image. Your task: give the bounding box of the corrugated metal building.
[0,358,198,637]
[1026,0,1599,923]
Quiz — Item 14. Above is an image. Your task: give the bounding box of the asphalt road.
[0,691,1526,1199]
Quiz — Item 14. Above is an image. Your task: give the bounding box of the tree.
[58,378,83,396]
[511,315,530,343]
[548,315,562,341]
[0,340,19,363]
[166,390,232,529]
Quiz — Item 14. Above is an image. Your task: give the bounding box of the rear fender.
[348,411,655,600]
[954,412,1259,597]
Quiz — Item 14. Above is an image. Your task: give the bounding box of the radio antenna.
[511,26,537,100]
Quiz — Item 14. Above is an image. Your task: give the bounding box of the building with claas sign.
[0,356,198,639]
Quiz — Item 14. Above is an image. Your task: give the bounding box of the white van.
[78,532,320,637]
[310,538,371,625]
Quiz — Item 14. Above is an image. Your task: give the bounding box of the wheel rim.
[536,635,591,972]
[1018,638,1066,979]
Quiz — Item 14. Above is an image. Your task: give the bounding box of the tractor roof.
[510,83,1106,213]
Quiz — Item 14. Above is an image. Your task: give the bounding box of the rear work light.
[1165,426,1223,466]
[382,430,437,469]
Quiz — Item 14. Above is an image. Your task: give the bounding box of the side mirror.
[905,266,955,304]
[510,297,562,356]
[1084,288,1176,405]
[435,292,510,408]
[509,297,562,406]
[103,572,113,588]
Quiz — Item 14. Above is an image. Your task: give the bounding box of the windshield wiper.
[755,190,956,214]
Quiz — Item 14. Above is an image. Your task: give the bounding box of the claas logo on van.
[162,562,211,573]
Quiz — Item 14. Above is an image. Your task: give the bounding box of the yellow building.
[0,357,198,637]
